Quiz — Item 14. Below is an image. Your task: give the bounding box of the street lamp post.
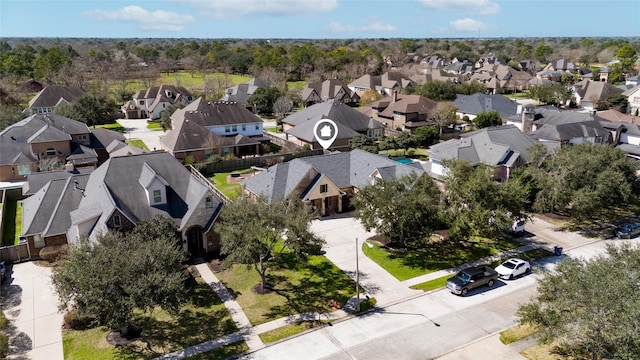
[355,237,360,312]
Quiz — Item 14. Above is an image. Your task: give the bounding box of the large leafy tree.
[54,94,117,127]
[217,196,322,290]
[247,86,282,115]
[51,216,187,330]
[473,110,502,128]
[442,160,527,240]
[414,80,457,101]
[353,173,442,248]
[518,243,640,359]
[529,143,640,219]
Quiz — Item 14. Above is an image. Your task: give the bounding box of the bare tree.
[204,73,231,100]
[430,102,457,138]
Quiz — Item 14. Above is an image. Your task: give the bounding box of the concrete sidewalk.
[194,262,264,351]
[1,261,64,360]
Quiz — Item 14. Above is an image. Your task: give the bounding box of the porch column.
[338,195,343,213]
[321,197,326,216]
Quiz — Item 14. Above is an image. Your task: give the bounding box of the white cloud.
[175,0,338,17]
[328,21,397,33]
[83,5,195,32]
[449,18,487,32]
[420,0,500,15]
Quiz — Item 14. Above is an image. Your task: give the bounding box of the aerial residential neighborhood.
[1,4,640,359]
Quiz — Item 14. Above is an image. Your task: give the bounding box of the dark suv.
[446,265,499,296]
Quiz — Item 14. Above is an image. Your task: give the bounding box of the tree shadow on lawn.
[264,257,355,320]
[116,281,237,359]
[391,237,517,271]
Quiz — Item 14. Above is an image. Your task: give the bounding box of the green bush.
[39,244,68,263]
[407,149,416,157]
[63,309,95,330]
[0,311,7,329]
[0,332,7,359]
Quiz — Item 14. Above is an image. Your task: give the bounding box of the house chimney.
[392,90,398,103]
[522,106,534,133]
[65,162,74,172]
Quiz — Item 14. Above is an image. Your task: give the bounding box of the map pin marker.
[313,118,338,150]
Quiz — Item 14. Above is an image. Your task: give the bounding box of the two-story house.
[0,114,95,182]
[160,97,263,161]
[623,85,640,116]
[348,72,415,96]
[24,85,85,115]
[300,79,359,107]
[220,77,268,105]
[370,92,438,131]
[122,85,193,119]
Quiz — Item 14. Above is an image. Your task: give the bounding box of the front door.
[187,227,204,257]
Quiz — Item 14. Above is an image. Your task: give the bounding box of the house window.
[139,100,145,105]
[34,234,45,249]
[113,214,122,228]
[206,196,214,208]
[45,148,57,156]
[153,189,162,203]
[223,147,230,155]
[17,164,31,175]
[320,184,328,193]
[204,149,212,158]
[255,124,260,130]
[232,125,238,132]
[394,112,402,120]
[225,126,231,133]
[242,124,247,131]
[78,135,87,141]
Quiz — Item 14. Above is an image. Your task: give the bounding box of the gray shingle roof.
[430,124,535,166]
[454,93,519,117]
[68,152,222,242]
[27,85,85,110]
[243,149,423,203]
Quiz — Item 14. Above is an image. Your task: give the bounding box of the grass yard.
[209,168,254,200]
[1,199,21,246]
[159,72,252,90]
[259,321,322,344]
[183,341,249,360]
[362,236,521,281]
[410,275,449,292]
[126,139,149,150]
[94,123,126,133]
[286,80,307,93]
[500,323,538,345]
[63,278,240,359]
[216,252,356,326]
[146,122,163,131]
[264,126,279,133]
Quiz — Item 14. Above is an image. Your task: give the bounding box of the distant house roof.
[525,108,611,143]
[300,79,357,103]
[545,58,578,72]
[429,124,536,167]
[0,114,89,167]
[243,149,423,203]
[27,85,85,111]
[67,152,223,242]
[161,98,261,153]
[348,72,415,93]
[453,93,519,118]
[371,94,437,118]
[597,109,639,124]
[573,79,623,104]
[282,99,381,132]
[220,77,268,105]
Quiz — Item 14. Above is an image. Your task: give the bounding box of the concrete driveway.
[117,118,165,151]
[310,214,422,307]
[1,261,63,360]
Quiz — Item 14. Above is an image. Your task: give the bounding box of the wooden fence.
[1,243,30,263]
[196,149,324,176]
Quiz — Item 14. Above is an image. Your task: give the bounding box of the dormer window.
[206,196,214,208]
[153,190,162,203]
[46,148,57,156]
[113,214,122,228]
[165,90,173,98]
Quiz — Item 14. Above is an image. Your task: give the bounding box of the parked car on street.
[495,258,531,280]
[616,222,640,239]
[446,265,499,296]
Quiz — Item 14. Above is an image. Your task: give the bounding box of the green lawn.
[159,72,252,90]
[362,236,521,281]
[259,321,322,344]
[63,278,240,359]
[410,248,555,292]
[184,341,249,360]
[286,81,307,93]
[216,252,356,326]
[94,122,125,133]
[264,126,278,132]
[210,168,254,200]
[1,199,21,246]
[126,139,149,150]
[146,122,163,131]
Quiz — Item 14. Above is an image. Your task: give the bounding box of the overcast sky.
[1,0,638,39]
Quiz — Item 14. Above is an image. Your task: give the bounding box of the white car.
[495,258,531,280]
